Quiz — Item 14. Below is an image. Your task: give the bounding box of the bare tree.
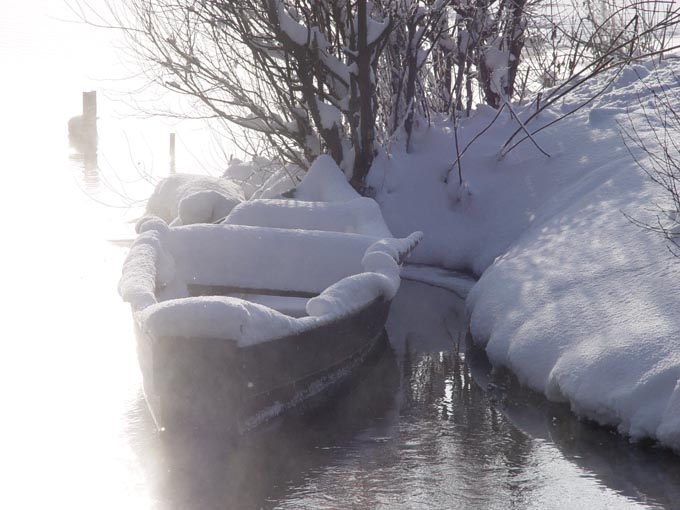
[498,0,680,158]
[75,0,680,193]
[518,0,680,99]
[74,0,543,188]
[78,0,397,190]
[621,61,680,256]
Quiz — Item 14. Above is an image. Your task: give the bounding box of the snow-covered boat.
[119,159,421,434]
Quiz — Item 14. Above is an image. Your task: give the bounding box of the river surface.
[2,2,680,509]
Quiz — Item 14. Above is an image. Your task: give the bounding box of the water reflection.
[69,149,100,187]
[392,282,680,509]
[127,336,400,510]
[68,91,99,188]
[401,345,536,490]
[466,342,680,508]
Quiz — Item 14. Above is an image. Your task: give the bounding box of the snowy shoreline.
[136,56,680,452]
[369,58,680,452]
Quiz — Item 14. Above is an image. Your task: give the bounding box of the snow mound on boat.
[118,228,166,311]
[294,155,359,202]
[135,232,421,346]
[119,219,176,310]
[142,173,244,227]
[121,219,422,346]
[178,189,238,225]
[307,232,422,316]
[305,273,393,317]
[224,197,393,237]
[139,296,309,346]
[167,225,379,295]
[123,150,423,348]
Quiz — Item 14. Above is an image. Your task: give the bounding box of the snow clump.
[142,173,244,227]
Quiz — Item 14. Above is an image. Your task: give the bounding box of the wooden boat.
[120,210,421,435]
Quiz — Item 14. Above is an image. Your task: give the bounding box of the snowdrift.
[369,58,680,451]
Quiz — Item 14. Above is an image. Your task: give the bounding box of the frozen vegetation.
[365,58,680,451]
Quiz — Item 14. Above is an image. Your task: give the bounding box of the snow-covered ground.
[367,58,680,451]
[127,54,680,451]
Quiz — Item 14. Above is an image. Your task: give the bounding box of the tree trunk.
[404,18,419,153]
[505,0,527,100]
[478,0,527,108]
[350,0,376,191]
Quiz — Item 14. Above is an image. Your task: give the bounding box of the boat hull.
[135,298,391,435]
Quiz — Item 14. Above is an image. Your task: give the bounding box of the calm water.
[2,2,680,509]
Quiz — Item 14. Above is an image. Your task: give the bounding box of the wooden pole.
[169,132,176,173]
[82,91,97,132]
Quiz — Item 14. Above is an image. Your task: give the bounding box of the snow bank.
[142,173,244,226]
[466,150,680,447]
[294,155,359,202]
[224,197,393,237]
[369,58,680,451]
[367,106,575,273]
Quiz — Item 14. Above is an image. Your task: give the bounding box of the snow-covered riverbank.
[368,58,680,451]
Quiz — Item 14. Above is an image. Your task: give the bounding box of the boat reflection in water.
[126,281,680,510]
[127,333,401,510]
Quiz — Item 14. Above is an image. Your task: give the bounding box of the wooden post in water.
[82,91,97,134]
[69,90,97,147]
[169,132,176,173]
[69,90,98,172]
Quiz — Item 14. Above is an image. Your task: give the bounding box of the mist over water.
[2,2,679,509]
